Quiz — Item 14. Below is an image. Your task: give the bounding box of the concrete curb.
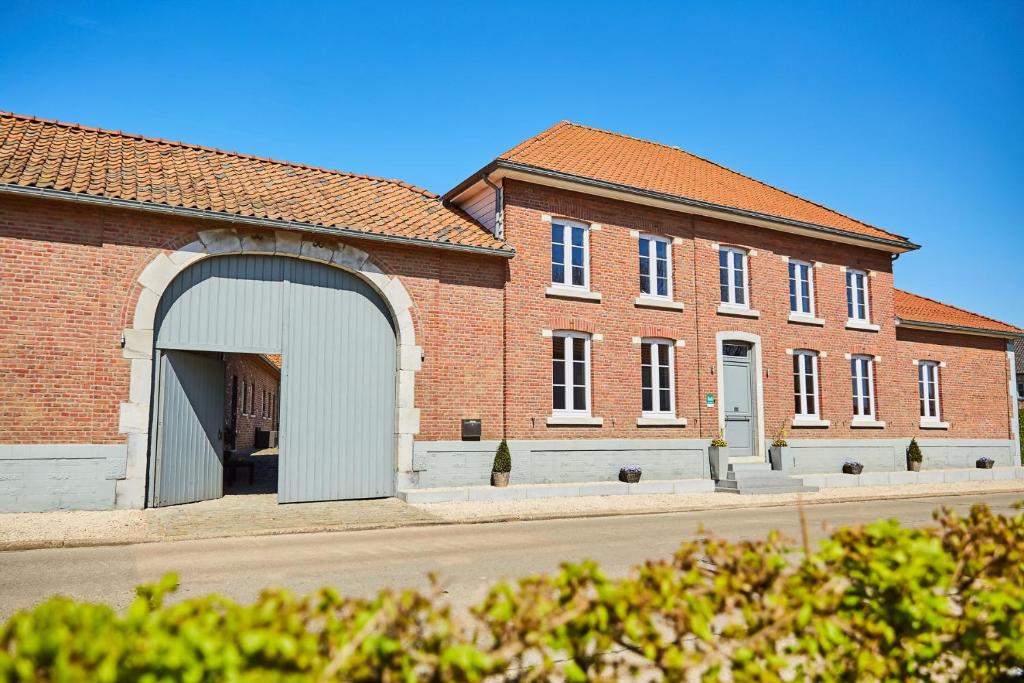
[3,482,1023,553]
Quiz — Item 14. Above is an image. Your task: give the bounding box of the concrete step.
[716,476,812,489]
[727,462,772,473]
[716,484,819,495]
[723,471,792,483]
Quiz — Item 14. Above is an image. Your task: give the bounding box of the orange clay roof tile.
[0,112,508,253]
[496,121,912,245]
[894,289,1023,335]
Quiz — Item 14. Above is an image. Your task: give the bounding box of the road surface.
[0,491,1019,619]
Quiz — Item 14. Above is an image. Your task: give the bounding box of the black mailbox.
[461,418,481,441]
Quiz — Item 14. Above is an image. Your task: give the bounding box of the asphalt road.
[1,492,1020,619]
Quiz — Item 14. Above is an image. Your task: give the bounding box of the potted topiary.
[491,439,511,487]
[842,460,864,475]
[618,465,642,484]
[769,426,791,473]
[976,457,994,470]
[709,431,729,480]
[907,438,923,472]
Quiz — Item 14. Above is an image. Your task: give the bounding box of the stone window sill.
[635,296,684,311]
[637,416,688,427]
[851,419,887,428]
[546,286,602,302]
[791,417,830,428]
[920,420,950,430]
[546,415,604,426]
[717,304,760,319]
[845,319,881,332]
[788,313,825,327]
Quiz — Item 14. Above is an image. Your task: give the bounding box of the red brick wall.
[894,328,1013,438]
[223,354,280,451]
[499,180,1011,441]
[0,194,506,445]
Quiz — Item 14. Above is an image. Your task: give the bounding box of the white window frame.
[793,350,820,419]
[719,246,749,307]
[242,380,249,416]
[552,331,592,416]
[846,269,870,322]
[641,338,676,418]
[850,355,876,420]
[918,361,941,423]
[550,220,590,290]
[788,260,815,316]
[639,235,673,299]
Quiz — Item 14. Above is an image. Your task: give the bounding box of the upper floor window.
[789,260,815,316]
[639,235,671,298]
[641,338,675,417]
[793,350,820,418]
[918,361,941,422]
[551,221,589,289]
[719,247,748,307]
[552,332,591,415]
[850,355,876,420]
[846,269,870,322]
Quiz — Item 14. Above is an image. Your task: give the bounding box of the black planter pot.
[842,463,864,475]
[618,470,642,484]
[976,459,994,470]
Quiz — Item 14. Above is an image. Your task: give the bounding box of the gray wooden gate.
[150,254,397,506]
[151,350,225,507]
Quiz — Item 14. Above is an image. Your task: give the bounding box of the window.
[1017,376,1024,399]
[919,361,941,422]
[241,381,249,416]
[552,332,590,415]
[247,380,255,416]
[262,389,268,418]
[641,339,675,416]
[551,221,588,289]
[788,260,814,315]
[639,235,671,298]
[793,351,820,418]
[719,247,748,307]
[850,355,876,420]
[846,269,870,322]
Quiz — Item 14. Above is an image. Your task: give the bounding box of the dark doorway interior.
[222,352,281,495]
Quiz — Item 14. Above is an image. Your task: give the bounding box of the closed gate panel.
[278,259,396,502]
[152,350,225,506]
[152,254,397,506]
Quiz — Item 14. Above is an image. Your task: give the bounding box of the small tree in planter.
[491,439,511,487]
[907,438,923,472]
[769,426,791,473]
[709,430,728,480]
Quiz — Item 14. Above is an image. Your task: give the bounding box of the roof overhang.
[0,183,515,259]
[447,161,919,255]
[895,318,1024,340]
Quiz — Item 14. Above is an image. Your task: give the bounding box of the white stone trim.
[590,222,602,231]
[117,228,422,509]
[541,214,553,223]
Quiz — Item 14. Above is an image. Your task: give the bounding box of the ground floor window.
[793,350,819,418]
[919,361,941,422]
[641,338,675,416]
[552,332,591,415]
[850,355,876,420]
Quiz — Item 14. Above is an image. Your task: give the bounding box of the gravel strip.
[413,480,1024,523]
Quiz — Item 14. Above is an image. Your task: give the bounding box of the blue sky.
[2,1,1021,324]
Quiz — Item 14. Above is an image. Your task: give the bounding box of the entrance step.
[715,464,818,495]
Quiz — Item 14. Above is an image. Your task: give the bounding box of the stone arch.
[114,228,422,508]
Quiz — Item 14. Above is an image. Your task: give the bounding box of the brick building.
[0,112,1020,511]
[223,354,280,452]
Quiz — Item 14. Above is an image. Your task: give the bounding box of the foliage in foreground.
[1,503,1022,682]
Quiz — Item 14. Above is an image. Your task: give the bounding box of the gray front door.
[151,350,225,507]
[721,343,756,457]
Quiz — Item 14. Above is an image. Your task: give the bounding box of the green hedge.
[1,503,1022,681]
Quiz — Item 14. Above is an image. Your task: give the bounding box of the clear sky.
[2,1,1021,324]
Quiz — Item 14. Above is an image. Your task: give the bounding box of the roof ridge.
[530,121,910,244]
[499,120,572,159]
[0,110,440,200]
[896,287,1022,332]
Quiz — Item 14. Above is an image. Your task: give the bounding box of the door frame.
[715,331,766,461]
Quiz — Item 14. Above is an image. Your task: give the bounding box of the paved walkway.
[1,491,1020,619]
[1,479,1022,551]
